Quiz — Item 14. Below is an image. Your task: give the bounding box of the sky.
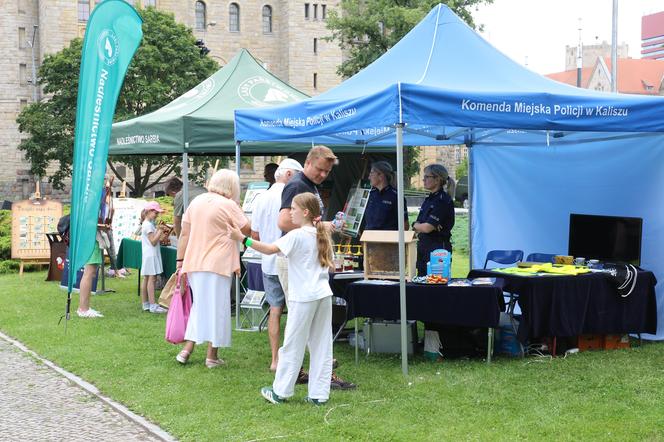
[473,0,663,75]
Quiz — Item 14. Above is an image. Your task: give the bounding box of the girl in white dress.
[230,192,335,405]
[141,201,167,314]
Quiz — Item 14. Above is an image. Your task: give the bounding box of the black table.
[468,269,658,344]
[342,279,506,362]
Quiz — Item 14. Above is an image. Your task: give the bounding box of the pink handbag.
[165,272,192,344]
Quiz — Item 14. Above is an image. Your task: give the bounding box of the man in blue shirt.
[363,161,409,231]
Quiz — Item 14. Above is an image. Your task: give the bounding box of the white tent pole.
[235,141,241,330]
[396,124,408,376]
[468,144,473,269]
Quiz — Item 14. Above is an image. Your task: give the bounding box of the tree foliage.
[326,0,492,79]
[17,7,219,196]
[456,156,468,179]
[325,1,489,188]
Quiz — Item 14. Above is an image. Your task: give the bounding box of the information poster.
[111,198,148,252]
[11,200,62,260]
[241,182,269,262]
[341,181,371,238]
[242,181,270,215]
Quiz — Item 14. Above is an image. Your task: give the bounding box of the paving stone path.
[0,337,167,441]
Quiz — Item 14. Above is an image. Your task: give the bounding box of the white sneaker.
[149,304,167,314]
[77,308,104,318]
[142,302,150,312]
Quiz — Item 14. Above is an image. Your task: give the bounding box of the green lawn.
[2,271,664,441]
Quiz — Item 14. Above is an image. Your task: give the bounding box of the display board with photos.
[242,181,270,215]
[11,199,62,260]
[341,181,372,238]
[111,198,148,252]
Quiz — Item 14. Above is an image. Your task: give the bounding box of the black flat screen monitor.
[568,214,642,266]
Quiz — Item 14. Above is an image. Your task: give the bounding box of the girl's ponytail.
[293,192,334,269]
[315,220,334,270]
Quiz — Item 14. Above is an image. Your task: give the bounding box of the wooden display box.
[603,334,630,350]
[577,334,604,352]
[360,230,417,280]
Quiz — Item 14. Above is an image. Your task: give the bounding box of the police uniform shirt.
[364,185,407,230]
[415,189,455,241]
[280,171,325,219]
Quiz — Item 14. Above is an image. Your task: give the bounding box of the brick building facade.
[1,0,342,201]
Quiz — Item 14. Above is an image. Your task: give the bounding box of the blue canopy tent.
[234,4,664,373]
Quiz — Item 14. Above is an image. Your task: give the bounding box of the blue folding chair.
[483,250,525,356]
[483,250,524,269]
[526,253,556,263]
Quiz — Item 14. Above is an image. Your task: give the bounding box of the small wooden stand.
[19,259,50,276]
[360,230,417,280]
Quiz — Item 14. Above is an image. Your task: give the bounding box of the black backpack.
[57,214,70,245]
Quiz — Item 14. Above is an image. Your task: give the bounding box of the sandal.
[205,358,225,369]
[176,350,190,365]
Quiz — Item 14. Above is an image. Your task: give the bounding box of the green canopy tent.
[110,48,313,156]
[109,48,388,201]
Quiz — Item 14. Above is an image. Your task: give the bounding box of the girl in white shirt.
[230,192,334,405]
[140,202,168,314]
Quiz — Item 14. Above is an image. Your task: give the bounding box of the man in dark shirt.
[278,148,331,232]
[364,161,409,231]
[277,145,357,391]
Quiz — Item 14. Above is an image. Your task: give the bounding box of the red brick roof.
[545,58,664,95]
[546,66,595,88]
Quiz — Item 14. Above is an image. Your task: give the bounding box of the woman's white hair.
[207,169,240,202]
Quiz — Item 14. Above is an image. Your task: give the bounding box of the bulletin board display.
[111,198,148,252]
[242,181,270,215]
[11,199,62,260]
[341,181,371,238]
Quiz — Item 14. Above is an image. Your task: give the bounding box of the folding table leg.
[354,318,359,365]
[487,328,494,363]
[136,269,141,297]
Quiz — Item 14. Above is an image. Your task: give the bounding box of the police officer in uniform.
[411,164,455,276]
[364,161,409,231]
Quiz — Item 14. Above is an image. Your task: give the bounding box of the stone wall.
[564,41,628,70]
[0,0,342,202]
[410,145,468,189]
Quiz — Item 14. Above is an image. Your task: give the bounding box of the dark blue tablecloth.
[467,269,658,342]
[342,280,506,328]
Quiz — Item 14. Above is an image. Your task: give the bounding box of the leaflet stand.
[237,289,268,331]
[96,248,115,294]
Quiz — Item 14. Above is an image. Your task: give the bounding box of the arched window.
[195,1,206,30]
[78,0,90,22]
[229,3,240,32]
[262,5,272,34]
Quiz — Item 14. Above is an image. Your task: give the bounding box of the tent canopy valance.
[234,5,664,146]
